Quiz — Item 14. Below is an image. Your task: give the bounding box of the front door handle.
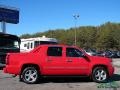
[67,60,72,62]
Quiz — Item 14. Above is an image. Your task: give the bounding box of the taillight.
[6,54,10,65]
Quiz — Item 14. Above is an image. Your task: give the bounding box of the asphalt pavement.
[0,58,120,90]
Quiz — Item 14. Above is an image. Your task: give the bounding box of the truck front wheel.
[92,67,108,83]
[21,67,40,84]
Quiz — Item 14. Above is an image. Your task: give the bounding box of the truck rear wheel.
[21,67,40,84]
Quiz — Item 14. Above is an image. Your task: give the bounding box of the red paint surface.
[4,45,114,77]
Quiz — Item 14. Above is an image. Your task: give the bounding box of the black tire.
[92,67,108,83]
[19,74,23,82]
[21,67,40,84]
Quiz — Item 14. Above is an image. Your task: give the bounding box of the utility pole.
[73,14,79,46]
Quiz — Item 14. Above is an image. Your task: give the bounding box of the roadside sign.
[0,6,19,24]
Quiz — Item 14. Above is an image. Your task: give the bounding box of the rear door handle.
[46,59,52,62]
[67,60,72,62]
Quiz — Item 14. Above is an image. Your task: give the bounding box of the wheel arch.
[20,63,40,74]
[91,64,108,75]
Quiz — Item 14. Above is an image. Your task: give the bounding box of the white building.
[20,36,58,52]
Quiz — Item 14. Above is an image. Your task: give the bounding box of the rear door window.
[47,47,62,56]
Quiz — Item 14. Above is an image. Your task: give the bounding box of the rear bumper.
[3,65,20,75]
[3,67,7,73]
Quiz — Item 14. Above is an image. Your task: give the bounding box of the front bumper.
[108,66,114,77]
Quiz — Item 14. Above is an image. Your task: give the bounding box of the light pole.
[1,21,6,33]
[73,14,79,46]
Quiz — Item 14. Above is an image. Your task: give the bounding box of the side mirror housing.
[81,53,86,57]
[82,53,90,61]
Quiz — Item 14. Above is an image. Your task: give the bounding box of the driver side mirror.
[81,53,86,57]
[81,53,90,61]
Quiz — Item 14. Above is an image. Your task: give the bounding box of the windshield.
[0,38,20,49]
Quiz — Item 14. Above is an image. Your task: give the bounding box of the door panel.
[64,47,89,75]
[42,46,89,75]
[42,46,67,75]
[65,57,89,75]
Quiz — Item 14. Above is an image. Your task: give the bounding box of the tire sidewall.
[22,67,39,84]
[92,67,108,83]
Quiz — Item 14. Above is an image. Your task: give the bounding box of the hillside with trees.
[20,22,120,50]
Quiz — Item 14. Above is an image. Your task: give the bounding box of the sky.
[0,0,120,36]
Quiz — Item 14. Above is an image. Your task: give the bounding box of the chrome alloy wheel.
[24,69,38,83]
[94,69,107,81]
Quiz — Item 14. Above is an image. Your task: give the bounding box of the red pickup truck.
[4,45,114,84]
